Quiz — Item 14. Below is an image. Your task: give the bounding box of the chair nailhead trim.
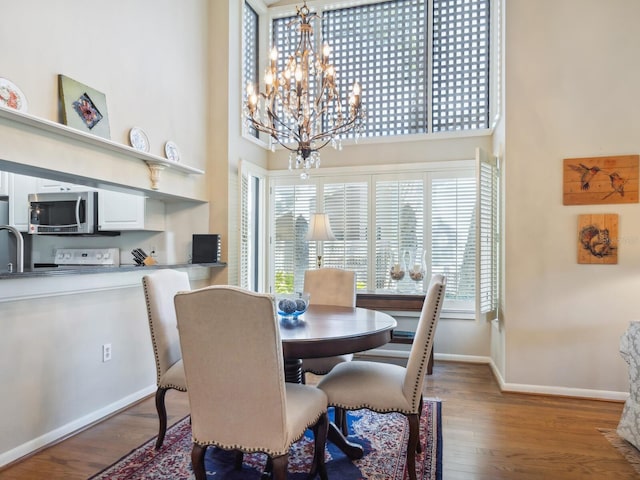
[192,410,327,457]
[142,277,164,387]
[410,283,444,411]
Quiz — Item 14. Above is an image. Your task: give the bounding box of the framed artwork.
[577,213,618,264]
[563,155,639,205]
[58,74,110,139]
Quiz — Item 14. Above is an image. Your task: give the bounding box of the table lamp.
[306,213,336,268]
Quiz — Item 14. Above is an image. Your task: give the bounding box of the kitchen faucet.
[0,225,24,273]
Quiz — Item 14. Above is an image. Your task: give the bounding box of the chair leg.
[234,450,244,470]
[335,407,349,436]
[271,454,289,480]
[262,457,273,479]
[310,412,329,480]
[191,443,208,480]
[416,396,423,454]
[154,387,169,450]
[406,414,420,480]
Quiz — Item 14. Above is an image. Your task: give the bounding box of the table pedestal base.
[328,422,364,459]
[284,358,303,384]
[284,358,364,460]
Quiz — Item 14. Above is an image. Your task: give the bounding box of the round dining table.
[278,304,397,459]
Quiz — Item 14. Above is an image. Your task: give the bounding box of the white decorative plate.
[129,127,150,152]
[164,141,180,162]
[0,77,28,112]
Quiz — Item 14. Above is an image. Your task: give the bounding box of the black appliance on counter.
[192,234,220,263]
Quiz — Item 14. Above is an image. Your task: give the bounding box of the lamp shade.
[306,213,336,241]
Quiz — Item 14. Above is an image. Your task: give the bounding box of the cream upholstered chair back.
[143,269,190,384]
[174,286,291,454]
[304,268,356,307]
[402,274,446,411]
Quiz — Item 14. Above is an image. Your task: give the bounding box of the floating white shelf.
[0,106,204,189]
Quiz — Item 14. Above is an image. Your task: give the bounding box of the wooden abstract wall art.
[577,214,618,264]
[563,155,639,205]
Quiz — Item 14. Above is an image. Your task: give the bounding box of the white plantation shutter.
[272,182,317,293]
[240,166,250,289]
[266,160,499,315]
[430,172,476,310]
[322,181,369,288]
[239,159,267,292]
[374,177,425,290]
[476,147,499,320]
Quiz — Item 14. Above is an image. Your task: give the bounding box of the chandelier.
[245,2,365,178]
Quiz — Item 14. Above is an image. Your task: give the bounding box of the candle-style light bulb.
[246,82,254,96]
[322,42,330,60]
[270,46,278,62]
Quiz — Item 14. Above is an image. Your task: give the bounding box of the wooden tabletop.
[279,305,397,359]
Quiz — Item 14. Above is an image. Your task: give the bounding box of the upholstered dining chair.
[317,274,446,480]
[142,269,190,450]
[302,267,357,378]
[173,285,329,480]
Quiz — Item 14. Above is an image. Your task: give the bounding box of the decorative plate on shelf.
[0,77,28,112]
[128,127,150,152]
[164,141,180,162]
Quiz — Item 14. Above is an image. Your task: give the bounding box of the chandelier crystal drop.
[245,2,365,178]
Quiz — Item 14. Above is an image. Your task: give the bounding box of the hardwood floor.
[0,361,636,479]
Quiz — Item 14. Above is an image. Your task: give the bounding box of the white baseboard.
[359,350,629,402]
[0,385,156,468]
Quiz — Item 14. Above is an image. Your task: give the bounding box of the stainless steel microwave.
[28,191,98,234]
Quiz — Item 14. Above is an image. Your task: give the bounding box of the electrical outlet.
[102,343,112,362]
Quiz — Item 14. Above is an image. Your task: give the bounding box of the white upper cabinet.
[8,173,38,231]
[98,190,165,232]
[36,178,93,193]
[0,171,8,196]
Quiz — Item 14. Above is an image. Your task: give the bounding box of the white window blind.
[322,0,427,137]
[240,165,250,289]
[374,178,425,290]
[431,173,476,310]
[239,160,267,292]
[322,182,369,288]
[268,163,493,315]
[243,2,259,138]
[273,183,317,293]
[432,0,490,131]
[476,147,499,320]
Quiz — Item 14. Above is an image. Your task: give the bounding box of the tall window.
[269,161,497,315]
[243,2,259,138]
[270,0,490,139]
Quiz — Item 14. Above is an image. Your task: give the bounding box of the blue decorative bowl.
[276,292,310,318]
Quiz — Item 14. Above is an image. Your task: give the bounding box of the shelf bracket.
[145,162,165,190]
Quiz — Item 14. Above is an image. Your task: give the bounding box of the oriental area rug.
[90,402,442,480]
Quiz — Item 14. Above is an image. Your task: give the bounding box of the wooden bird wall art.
[563,155,639,205]
[577,214,618,264]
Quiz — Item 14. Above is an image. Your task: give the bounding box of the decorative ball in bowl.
[276,292,310,318]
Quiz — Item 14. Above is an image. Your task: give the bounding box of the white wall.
[0,0,209,198]
[0,0,213,466]
[502,0,640,396]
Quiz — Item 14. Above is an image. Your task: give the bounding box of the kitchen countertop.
[0,262,226,279]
